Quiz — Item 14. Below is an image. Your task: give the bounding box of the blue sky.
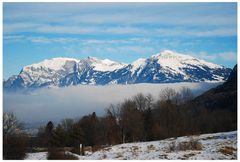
[3,3,237,79]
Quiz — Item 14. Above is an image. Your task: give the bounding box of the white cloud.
[4,24,236,37]
[3,35,24,39]
[218,52,237,61]
[192,51,237,62]
[109,46,155,55]
[4,3,236,27]
[3,22,41,34]
[3,35,151,45]
[3,82,220,124]
[197,52,217,61]
[27,36,51,43]
[3,35,25,43]
[155,27,236,37]
[3,3,237,37]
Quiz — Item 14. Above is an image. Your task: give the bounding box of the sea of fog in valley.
[3,82,222,127]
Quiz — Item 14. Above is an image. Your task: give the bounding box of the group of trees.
[3,112,28,160]
[34,93,155,151]
[102,87,195,143]
[3,86,237,159]
[35,87,236,150]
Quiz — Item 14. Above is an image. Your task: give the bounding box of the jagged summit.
[24,57,80,71]
[81,56,127,72]
[152,50,221,67]
[4,51,232,91]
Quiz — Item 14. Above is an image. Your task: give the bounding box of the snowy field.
[25,152,47,160]
[25,131,237,160]
[4,82,221,125]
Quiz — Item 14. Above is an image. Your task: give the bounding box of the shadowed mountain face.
[192,65,237,112]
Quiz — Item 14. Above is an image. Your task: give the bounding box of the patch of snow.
[25,152,47,160]
[89,78,96,85]
[91,58,127,72]
[109,80,118,84]
[131,58,146,75]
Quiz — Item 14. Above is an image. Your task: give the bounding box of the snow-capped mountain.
[128,50,230,83]
[4,50,231,91]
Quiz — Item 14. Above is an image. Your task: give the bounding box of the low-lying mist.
[3,82,221,127]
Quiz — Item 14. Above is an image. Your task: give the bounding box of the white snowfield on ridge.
[25,131,237,160]
[23,50,222,73]
[23,56,127,72]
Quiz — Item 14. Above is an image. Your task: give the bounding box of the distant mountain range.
[4,50,232,91]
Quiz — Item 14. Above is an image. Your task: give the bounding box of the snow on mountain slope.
[24,57,80,71]
[19,58,80,86]
[153,50,221,68]
[4,50,232,91]
[150,50,222,78]
[128,50,230,84]
[25,131,237,160]
[84,57,127,72]
[130,58,147,76]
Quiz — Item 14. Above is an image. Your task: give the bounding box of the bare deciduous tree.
[3,112,22,138]
[159,88,181,104]
[180,87,194,104]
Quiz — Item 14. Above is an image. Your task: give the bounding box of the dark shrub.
[3,135,28,160]
[47,148,78,160]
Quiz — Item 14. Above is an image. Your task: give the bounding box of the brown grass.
[147,144,155,151]
[47,148,78,160]
[115,152,123,158]
[132,146,139,152]
[92,145,105,152]
[103,147,112,151]
[219,146,237,156]
[181,152,198,159]
[169,138,203,151]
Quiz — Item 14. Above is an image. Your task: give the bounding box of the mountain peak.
[160,50,176,55]
[72,56,126,73]
[23,57,79,71]
[151,50,223,71]
[152,50,193,60]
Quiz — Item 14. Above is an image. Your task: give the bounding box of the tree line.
[35,87,236,150]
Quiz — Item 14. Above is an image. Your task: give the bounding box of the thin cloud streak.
[218,52,237,61]
[4,3,236,26]
[193,51,237,63]
[3,25,236,37]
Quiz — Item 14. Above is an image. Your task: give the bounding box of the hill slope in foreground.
[25,131,237,160]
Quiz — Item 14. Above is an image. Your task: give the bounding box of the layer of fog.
[3,82,221,127]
